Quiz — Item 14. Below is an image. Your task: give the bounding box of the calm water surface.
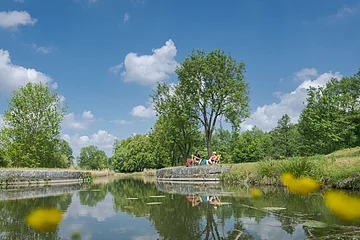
[0,177,359,240]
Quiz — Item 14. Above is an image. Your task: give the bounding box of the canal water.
[0,176,359,240]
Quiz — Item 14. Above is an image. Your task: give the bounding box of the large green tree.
[0,82,66,168]
[298,70,360,155]
[111,134,156,172]
[148,117,181,167]
[232,127,271,163]
[270,114,301,159]
[175,49,250,157]
[212,127,234,163]
[0,148,8,167]
[79,145,108,170]
[55,139,74,168]
[152,83,202,163]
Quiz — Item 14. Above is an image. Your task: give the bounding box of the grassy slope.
[224,146,360,171]
[220,146,360,189]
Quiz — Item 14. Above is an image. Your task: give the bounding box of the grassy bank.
[114,168,157,177]
[219,147,360,189]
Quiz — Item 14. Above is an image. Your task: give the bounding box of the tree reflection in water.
[1,178,360,239]
[0,194,72,240]
[109,178,253,239]
[185,194,254,240]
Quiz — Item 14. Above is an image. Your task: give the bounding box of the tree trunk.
[182,153,188,164]
[206,129,212,159]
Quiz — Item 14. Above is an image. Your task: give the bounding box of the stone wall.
[0,170,86,184]
[156,165,230,181]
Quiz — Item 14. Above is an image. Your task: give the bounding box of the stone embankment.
[0,169,93,186]
[156,165,230,182]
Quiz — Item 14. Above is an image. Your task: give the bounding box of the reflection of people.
[186,195,221,209]
[208,196,221,209]
[186,195,203,207]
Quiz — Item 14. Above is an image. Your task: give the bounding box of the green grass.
[220,147,360,189]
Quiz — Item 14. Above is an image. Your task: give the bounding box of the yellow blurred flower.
[324,190,360,221]
[281,172,320,195]
[250,188,262,198]
[26,208,63,232]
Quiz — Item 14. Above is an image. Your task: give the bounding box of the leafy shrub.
[257,160,279,179]
[276,156,327,180]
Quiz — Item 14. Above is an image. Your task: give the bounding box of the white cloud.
[0,115,4,130]
[241,217,305,239]
[108,64,123,74]
[130,103,156,118]
[168,82,177,96]
[66,193,115,221]
[111,119,133,124]
[50,82,58,89]
[82,110,94,120]
[62,110,95,130]
[62,130,117,157]
[294,68,318,81]
[320,5,358,23]
[331,6,357,19]
[124,13,130,23]
[272,91,282,99]
[241,69,342,132]
[0,49,57,96]
[131,0,147,4]
[32,43,52,54]
[119,39,178,86]
[0,115,10,130]
[14,0,24,2]
[0,11,37,29]
[59,95,66,104]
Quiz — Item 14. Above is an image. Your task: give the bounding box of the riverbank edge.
[155,165,230,181]
[218,157,360,190]
[151,146,360,189]
[0,169,114,186]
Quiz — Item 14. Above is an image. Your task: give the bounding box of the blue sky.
[0,0,359,156]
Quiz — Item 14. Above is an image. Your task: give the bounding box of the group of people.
[186,150,220,167]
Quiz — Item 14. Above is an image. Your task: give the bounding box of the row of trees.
[111,49,360,171]
[0,48,359,171]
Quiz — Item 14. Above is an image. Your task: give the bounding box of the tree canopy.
[174,49,250,157]
[152,83,202,163]
[298,70,360,155]
[0,82,67,168]
[79,145,108,170]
